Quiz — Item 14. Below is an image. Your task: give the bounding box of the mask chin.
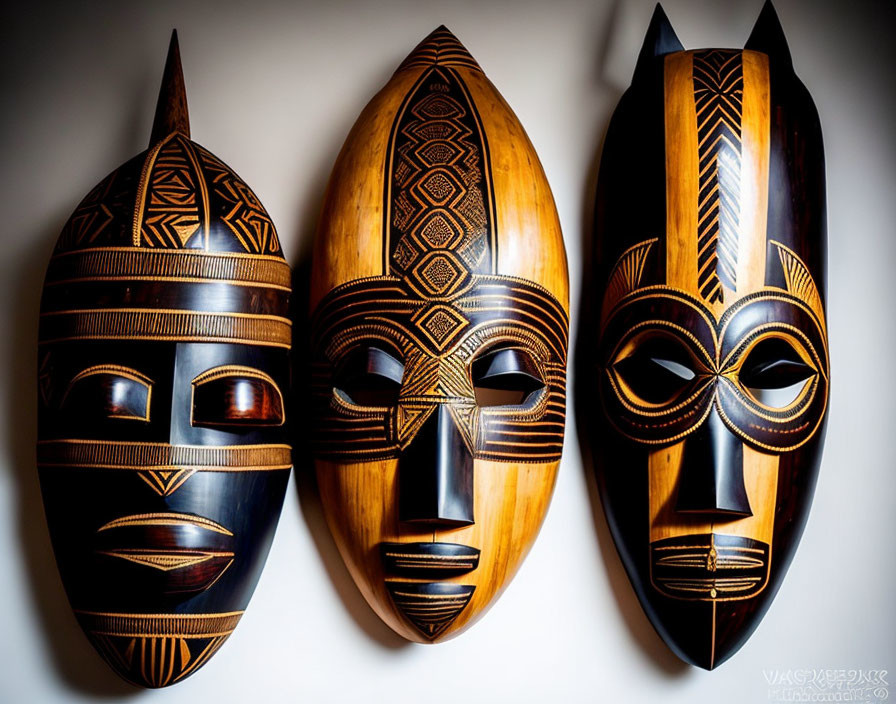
[316,457,559,643]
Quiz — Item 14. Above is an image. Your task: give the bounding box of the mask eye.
[739,338,815,408]
[62,366,151,422]
[334,347,404,407]
[613,335,697,405]
[192,367,284,427]
[472,348,544,407]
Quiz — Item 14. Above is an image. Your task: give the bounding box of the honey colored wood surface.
[648,442,778,547]
[310,29,568,644]
[462,69,568,309]
[309,67,421,312]
[663,50,771,317]
[310,66,568,314]
[663,51,700,301]
[316,458,558,643]
[736,51,771,298]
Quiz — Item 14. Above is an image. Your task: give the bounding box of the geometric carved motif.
[76,611,243,688]
[310,62,568,464]
[385,582,475,639]
[693,50,743,303]
[139,136,203,248]
[136,468,197,496]
[198,145,282,255]
[412,303,470,351]
[389,66,493,280]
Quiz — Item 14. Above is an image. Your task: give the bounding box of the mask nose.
[398,405,474,527]
[675,411,752,517]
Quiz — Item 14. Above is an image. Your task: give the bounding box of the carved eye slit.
[62,365,152,421]
[334,346,404,407]
[472,347,544,407]
[192,366,284,427]
[613,334,697,405]
[738,337,816,409]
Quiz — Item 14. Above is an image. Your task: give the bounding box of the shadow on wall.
[287,158,408,651]
[4,67,159,696]
[6,214,138,698]
[572,0,687,676]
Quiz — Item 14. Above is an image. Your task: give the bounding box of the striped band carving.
[38,308,291,347]
[44,248,291,289]
[75,611,244,638]
[693,49,743,303]
[396,25,483,73]
[37,440,292,471]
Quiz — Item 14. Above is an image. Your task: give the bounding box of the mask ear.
[633,3,684,84]
[745,0,793,68]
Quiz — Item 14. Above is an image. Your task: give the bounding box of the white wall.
[1,0,893,701]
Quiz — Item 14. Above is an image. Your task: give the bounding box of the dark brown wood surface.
[37,32,291,688]
[589,1,828,669]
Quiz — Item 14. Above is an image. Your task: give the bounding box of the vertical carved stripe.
[386,66,494,282]
[693,50,743,304]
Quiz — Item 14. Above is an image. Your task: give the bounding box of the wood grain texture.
[310,26,568,643]
[316,458,558,642]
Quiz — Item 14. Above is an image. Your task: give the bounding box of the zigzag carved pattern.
[693,49,743,304]
[197,145,282,255]
[140,136,203,249]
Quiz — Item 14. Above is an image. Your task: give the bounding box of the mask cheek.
[314,458,558,642]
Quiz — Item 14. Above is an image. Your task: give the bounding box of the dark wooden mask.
[310,27,569,642]
[594,2,828,668]
[37,33,291,687]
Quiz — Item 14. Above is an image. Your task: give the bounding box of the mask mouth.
[94,513,235,597]
[650,533,769,601]
[381,542,479,639]
[380,541,479,579]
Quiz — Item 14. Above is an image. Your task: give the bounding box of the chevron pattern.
[693,50,743,304]
[396,26,483,73]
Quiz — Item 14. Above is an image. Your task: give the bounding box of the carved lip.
[94,513,235,596]
[380,542,480,578]
[650,533,770,601]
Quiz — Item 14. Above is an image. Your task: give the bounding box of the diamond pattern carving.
[413,304,469,351]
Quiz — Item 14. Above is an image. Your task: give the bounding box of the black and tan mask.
[37,34,291,687]
[310,27,568,642]
[594,3,828,668]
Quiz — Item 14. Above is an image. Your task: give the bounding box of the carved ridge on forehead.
[769,240,826,332]
[133,132,209,248]
[385,63,496,279]
[45,248,291,290]
[38,308,292,348]
[601,238,658,324]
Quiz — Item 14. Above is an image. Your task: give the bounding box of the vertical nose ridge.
[398,405,474,527]
[675,411,753,517]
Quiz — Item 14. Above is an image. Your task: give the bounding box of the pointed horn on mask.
[150,29,190,147]
[633,4,684,84]
[745,0,793,69]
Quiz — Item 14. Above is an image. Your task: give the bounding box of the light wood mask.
[310,26,568,643]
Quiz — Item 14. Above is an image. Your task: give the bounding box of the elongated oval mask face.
[37,33,291,687]
[594,2,828,669]
[310,26,569,642]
